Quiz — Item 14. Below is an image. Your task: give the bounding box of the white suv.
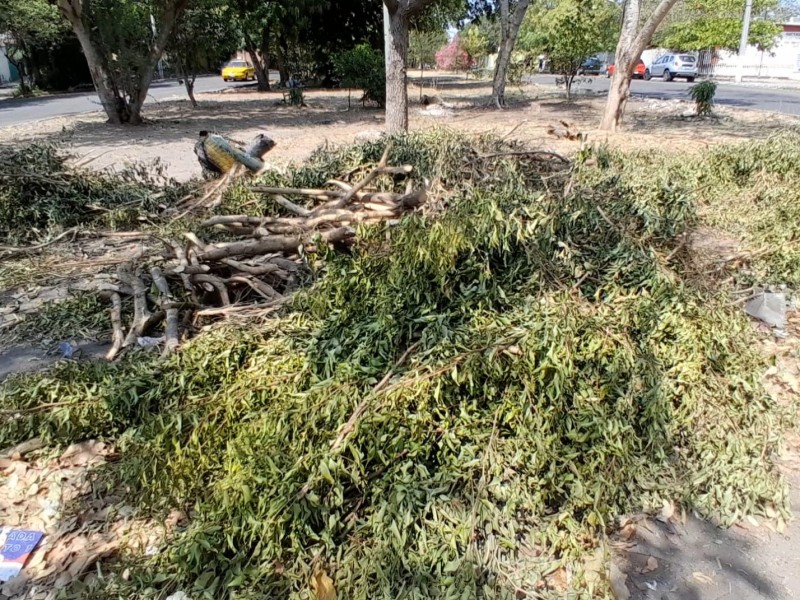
[645,54,698,82]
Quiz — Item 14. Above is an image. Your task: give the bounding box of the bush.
[333,44,386,107]
[435,36,472,71]
[689,80,717,115]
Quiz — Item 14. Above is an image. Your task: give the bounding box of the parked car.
[645,54,697,82]
[577,57,604,76]
[222,60,256,82]
[606,60,646,79]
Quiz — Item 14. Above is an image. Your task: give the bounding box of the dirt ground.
[2,74,800,599]
[0,73,795,182]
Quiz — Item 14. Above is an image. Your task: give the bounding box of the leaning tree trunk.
[57,0,187,125]
[57,0,125,123]
[600,0,680,131]
[491,0,531,108]
[384,2,410,133]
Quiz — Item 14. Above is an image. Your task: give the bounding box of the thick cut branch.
[151,267,180,356]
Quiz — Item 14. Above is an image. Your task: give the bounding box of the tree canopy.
[655,0,783,51]
[0,0,68,92]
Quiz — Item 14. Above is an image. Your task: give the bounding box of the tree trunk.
[57,3,124,124]
[600,0,680,131]
[491,0,531,108]
[259,22,271,92]
[57,0,187,125]
[419,62,424,102]
[565,74,573,101]
[276,34,289,86]
[384,2,410,133]
[245,45,269,92]
[185,74,197,108]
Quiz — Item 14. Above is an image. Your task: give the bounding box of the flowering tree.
[435,36,472,71]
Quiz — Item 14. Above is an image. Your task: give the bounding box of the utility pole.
[735,0,753,83]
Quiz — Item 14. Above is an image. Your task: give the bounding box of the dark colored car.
[577,57,604,76]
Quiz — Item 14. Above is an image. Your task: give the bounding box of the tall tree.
[383,0,467,133]
[383,0,438,133]
[599,0,680,131]
[0,0,67,95]
[170,0,238,106]
[521,0,618,100]
[490,0,532,108]
[232,0,275,91]
[56,0,189,124]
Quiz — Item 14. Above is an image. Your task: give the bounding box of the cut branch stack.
[101,150,425,360]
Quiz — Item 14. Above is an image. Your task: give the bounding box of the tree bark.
[381,0,438,133]
[56,0,188,125]
[384,2,410,133]
[276,33,289,86]
[185,74,197,108]
[491,0,531,108]
[600,0,680,131]
[57,0,124,123]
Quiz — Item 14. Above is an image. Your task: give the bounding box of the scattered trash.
[419,105,454,118]
[166,592,190,600]
[745,292,787,328]
[58,341,76,358]
[0,528,45,582]
[644,580,658,591]
[145,545,159,556]
[137,336,165,348]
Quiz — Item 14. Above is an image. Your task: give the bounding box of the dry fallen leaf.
[310,569,337,600]
[641,556,658,573]
[619,524,636,541]
[692,571,714,584]
[546,567,568,591]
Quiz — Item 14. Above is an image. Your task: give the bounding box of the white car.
[645,54,698,82]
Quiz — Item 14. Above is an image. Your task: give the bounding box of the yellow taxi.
[222,60,256,82]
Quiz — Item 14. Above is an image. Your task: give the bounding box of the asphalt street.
[0,75,253,127]
[528,73,800,116]
[1,73,799,127]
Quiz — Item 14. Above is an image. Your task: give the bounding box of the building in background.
[711,22,800,79]
[0,38,20,84]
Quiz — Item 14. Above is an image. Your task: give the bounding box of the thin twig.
[329,341,422,454]
[0,228,78,258]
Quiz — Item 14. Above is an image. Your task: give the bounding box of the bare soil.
[0,73,794,182]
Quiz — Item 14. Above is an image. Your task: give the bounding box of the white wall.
[642,30,800,79]
[0,46,12,83]
[713,32,800,79]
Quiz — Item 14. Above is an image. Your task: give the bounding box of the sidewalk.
[715,77,800,91]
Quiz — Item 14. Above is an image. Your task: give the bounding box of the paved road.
[3,72,800,126]
[528,74,800,115]
[0,75,255,127]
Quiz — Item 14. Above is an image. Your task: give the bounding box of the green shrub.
[333,44,386,107]
[688,80,717,115]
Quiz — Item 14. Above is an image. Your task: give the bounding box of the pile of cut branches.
[97,146,430,360]
[0,131,789,600]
